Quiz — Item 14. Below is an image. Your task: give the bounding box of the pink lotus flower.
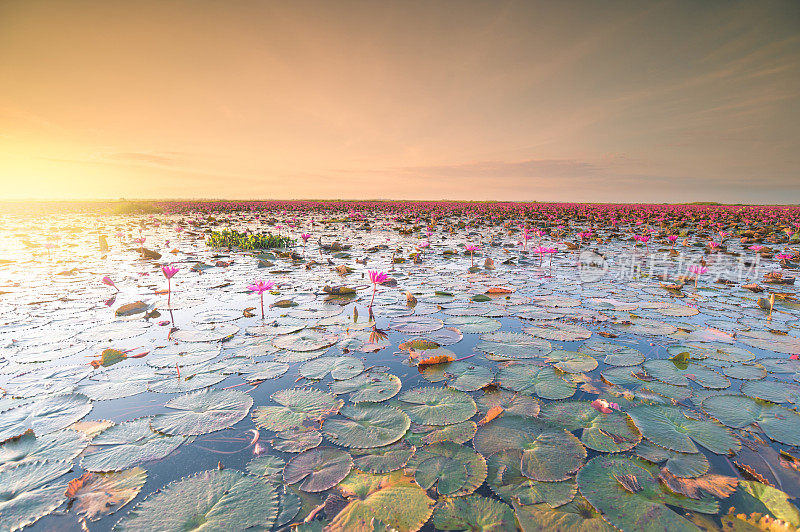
[465,245,479,267]
[368,270,389,285]
[248,280,275,319]
[668,235,678,244]
[102,276,119,291]
[301,233,311,242]
[709,241,720,249]
[367,270,389,312]
[749,245,765,252]
[688,265,708,288]
[591,399,620,414]
[162,266,179,279]
[162,266,179,305]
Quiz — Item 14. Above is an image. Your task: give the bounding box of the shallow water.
[1,203,800,531]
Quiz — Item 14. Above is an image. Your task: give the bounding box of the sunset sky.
[1,0,798,203]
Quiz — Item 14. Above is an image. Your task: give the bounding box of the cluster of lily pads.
[207,229,295,250]
[0,201,799,531]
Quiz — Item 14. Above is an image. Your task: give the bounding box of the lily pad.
[420,361,494,392]
[323,403,410,448]
[329,371,402,403]
[407,441,487,496]
[283,447,353,492]
[0,460,71,531]
[486,448,577,507]
[398,387,477,426]
[577,455,718,532]
[152,389,253,436]
[701,394,800,446]
[252,388,343,431]
[65,467,147,521]
[496,363,576,400]
[477,331,552,360]
[115,469,279,531]
[539,401,642,453]
[327,470,435,532]
[299,356,364,380]
[433,494,516,532]
[80,418,189,472]
[627,405,740,454]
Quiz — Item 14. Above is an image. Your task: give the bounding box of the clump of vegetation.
[207,229,294,250]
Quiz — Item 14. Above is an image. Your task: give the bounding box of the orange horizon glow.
[1,1,798,204]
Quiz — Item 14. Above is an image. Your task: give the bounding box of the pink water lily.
[749,244,765,252]
[465,245,479,267]
[591,399,619,414]
[688,265,708,288]
[248,280,276,319]
[102,276,119,292]
[368,270,388,311]
[161,265,179,305]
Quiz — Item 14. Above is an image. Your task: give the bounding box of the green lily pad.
[351,441,415,474]
[737,330,800,354]
[273,329,339,352]
[0,394,92,443]
[726,480,800,527]
[0,429,88,469]
[389,316,444,334]
[115,469,279,531]
[270,428,322,453]
[524,322,592,341]
[398,387,477,426]
[740,380,800,404]
[252,388,343,431]
[512,496,616,532]
[299,357,365,380]
[407,441,487,496]
[329,371,402,403]
[152,389,253,436]
[539,401,642,453]
[496,363,576,400]
[701,394,800,446]
[476,390,541,419]
[323,403,410,448]
[722,363,766,381]
[65,467,147,521]
[407,420,478,445]
[634,440,709,478]
[444,316,502,334]
[579,340,645,366]
[433,494,516,532]
[328,470,434,532]
[477,331,553,360]
[486,448,577,507]
[80,418,189,472]
[0,460,71,532]
[627,405,740,454]
[544,350,598,373]
[473,415,586,482]
[246,455,285,482]
[577,455,718,532]
[283,447,353,492]
[421,361,494,392]
[643,359,730,389]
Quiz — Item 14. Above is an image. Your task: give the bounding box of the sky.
[0,0,798,203]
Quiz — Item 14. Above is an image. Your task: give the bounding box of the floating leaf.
[407,441,487,496]
[539,400,642,453]
[283,447,353,492]
[643,359,730,389]
[252,388,343,431]
[80,418,188,472]
[398,387,477,426]
[65,467,146,521]
[0,394,92,443]
[577,455,718,532]
[115,469,279,530]
[329,371,402,403]
[327,470,435,532]
[627,405,740,454]
[486,448,577,507]
[421,361,494,391]
[323,403,410,448]
[152,388,253,436]
[351,441,415,474]
[702,394,800,446]
[496,363,577,400]
[0,460,71,532]
[634,441,709,478]
[477,331,552,360]
[433,494,516,532]
[512,496,616,532]
[299,356,364,380]
[0,429,88,469]
[273,329,338,352]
